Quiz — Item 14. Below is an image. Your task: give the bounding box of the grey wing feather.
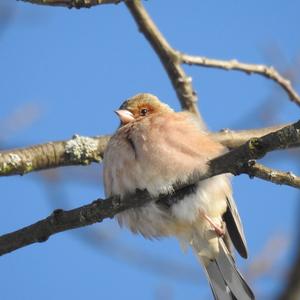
[217,239,254,299]
[205,261,233,300]
[223,196,248,258]
[205,239,255,300]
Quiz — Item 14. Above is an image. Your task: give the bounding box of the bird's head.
[115,93,173,125]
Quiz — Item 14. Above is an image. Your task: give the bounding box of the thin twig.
[0,124,297,176]
[21,0,204,121]
[180,53,300,106]
[125,0,203,123]
[241,162,300,189]
[1,121,300,256]
[19,0,121,8]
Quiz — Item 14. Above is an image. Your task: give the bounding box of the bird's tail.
[197,239,254,300]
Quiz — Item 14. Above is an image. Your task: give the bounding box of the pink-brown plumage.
[103,93,254,300]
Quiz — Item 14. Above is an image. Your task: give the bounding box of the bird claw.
[200,211,225,237]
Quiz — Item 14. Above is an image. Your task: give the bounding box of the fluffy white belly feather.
[116,175,228,240]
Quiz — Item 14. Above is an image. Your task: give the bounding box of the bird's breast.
[103,113,229,238]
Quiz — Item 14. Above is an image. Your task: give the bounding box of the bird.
[103,93,254,300]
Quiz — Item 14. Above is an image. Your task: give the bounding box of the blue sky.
[0,1,300,299]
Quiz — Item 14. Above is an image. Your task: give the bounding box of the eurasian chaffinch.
[103,93,254,300]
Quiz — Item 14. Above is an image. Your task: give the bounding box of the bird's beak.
[114,109,135,125]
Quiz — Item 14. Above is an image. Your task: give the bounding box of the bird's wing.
[223,195,248,258]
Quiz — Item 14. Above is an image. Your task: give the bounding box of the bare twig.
[125,0,203,122]
[20,0,300,111]
[19,0,121,8]
[20,0,203,122]
[1,121,300,256]
[180,54,300,106]
[241,162,300,189]
[1,123,299,176]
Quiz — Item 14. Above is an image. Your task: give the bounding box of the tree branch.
[125,0,203,123]
[213,123,296,149]
[239,162,300,189]
[1,120,299,256]
[0,124,297,176]
[180,53,300,106]
[208,120,300,179]
[22,0,204,122]
[19,0,122,8]
[21,0,300,110]
[0,135,110,176]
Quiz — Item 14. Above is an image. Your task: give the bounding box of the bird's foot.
[200,212,225,237]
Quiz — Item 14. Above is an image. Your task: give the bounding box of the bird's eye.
[140,108,148,116]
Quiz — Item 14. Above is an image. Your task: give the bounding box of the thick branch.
[20,0,121,8]
[0,124,296,176]
[0,135,110,176]
[209,120,300,177]
[180,53,300,106]
[1,121,300,256]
